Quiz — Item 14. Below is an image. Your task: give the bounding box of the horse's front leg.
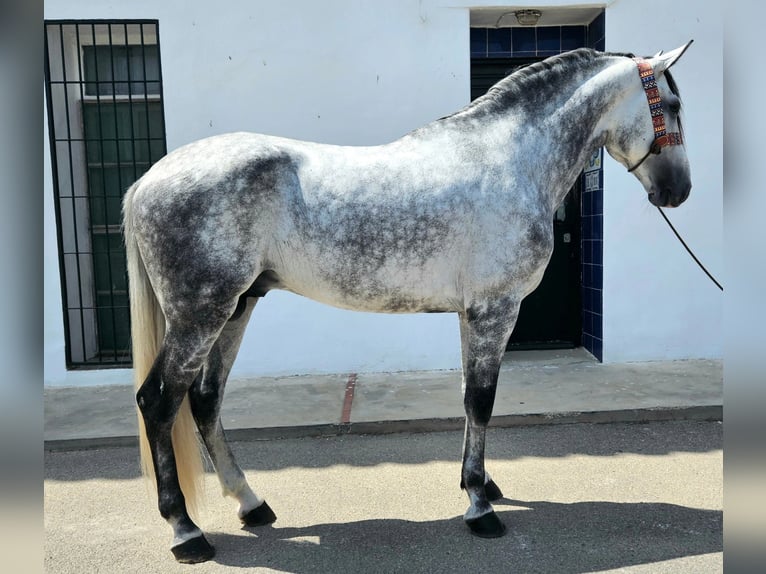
[458,296,520,538]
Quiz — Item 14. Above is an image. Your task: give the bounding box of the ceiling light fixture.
[514,9,542,26]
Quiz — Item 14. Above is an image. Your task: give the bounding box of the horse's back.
[135,132,301,198]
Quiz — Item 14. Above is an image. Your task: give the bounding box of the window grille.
[44,21,168,367]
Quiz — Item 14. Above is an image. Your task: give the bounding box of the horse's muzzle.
[648,181,691,208]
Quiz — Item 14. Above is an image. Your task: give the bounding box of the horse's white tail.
[123,181,205,518]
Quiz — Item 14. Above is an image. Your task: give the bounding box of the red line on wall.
[340,373,358,425]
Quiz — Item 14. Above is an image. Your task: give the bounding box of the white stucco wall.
[601,1,723,362]
[44,0,722,386]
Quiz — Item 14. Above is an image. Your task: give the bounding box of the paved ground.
[44,420,722,573]
[44,349,722,447]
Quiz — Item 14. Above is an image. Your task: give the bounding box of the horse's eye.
[668,99,681,114]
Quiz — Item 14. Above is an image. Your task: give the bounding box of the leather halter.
[626,58,683,172]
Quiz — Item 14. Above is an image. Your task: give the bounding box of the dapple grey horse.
[123,44,693,563]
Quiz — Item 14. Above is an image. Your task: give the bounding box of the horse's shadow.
[207,499,722,573]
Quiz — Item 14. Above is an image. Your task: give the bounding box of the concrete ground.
[44,349,722,447]
[44,349,723,572]
[44,420,722,573]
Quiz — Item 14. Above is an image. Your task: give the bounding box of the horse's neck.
[456,58,628,211]
[527,64,631,209]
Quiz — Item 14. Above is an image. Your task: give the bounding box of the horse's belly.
[312,290,458,314]
[278,263,461,314]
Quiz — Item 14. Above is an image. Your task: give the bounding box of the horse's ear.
[651,40,693,74]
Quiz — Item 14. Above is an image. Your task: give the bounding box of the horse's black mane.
[436,48,682,127]
[484,49,608,107]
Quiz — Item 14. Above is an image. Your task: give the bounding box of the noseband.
[626,58,683,172]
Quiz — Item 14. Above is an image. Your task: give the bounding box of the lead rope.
[656,206,723,291]
[628,57,720,290]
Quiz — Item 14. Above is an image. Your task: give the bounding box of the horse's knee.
[464,384,497,427]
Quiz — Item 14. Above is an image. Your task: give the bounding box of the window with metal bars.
[44,21,168,368]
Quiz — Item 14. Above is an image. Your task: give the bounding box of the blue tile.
[593,265,603,288]
[590,215,604,241]
[594,37,605,51]
[487,28,511,55]
[470,28,487,57]
[589,12,605,48]
[582,215,592,240]
[592,289,600,314]
[583,311,593,336]
[593,313,603,339]
[591,216,601,241]
[581,241,593,265]
[593,240,603,266]
[512,26,536,54]
[582,333,593,353]
[593,338,603,361]
[537,26,561,52]
[537,50,560,58]
[562,26,586,50]
[584,264,594,288]
[583,191,593,216]
[582,240,592,265]
[593,188,603,215]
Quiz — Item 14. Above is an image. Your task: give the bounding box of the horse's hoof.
[171,535,215,563]
[485,479,504,502]
[241,501,277,527]
[466,512,507,538]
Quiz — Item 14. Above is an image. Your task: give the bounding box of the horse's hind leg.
[188,296,277,527]
[137,305,235,563]
[458,296,520,538]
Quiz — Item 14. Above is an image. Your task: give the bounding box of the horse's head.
[605,42,693,207]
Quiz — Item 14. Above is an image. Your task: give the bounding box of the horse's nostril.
[648,189,669,207]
